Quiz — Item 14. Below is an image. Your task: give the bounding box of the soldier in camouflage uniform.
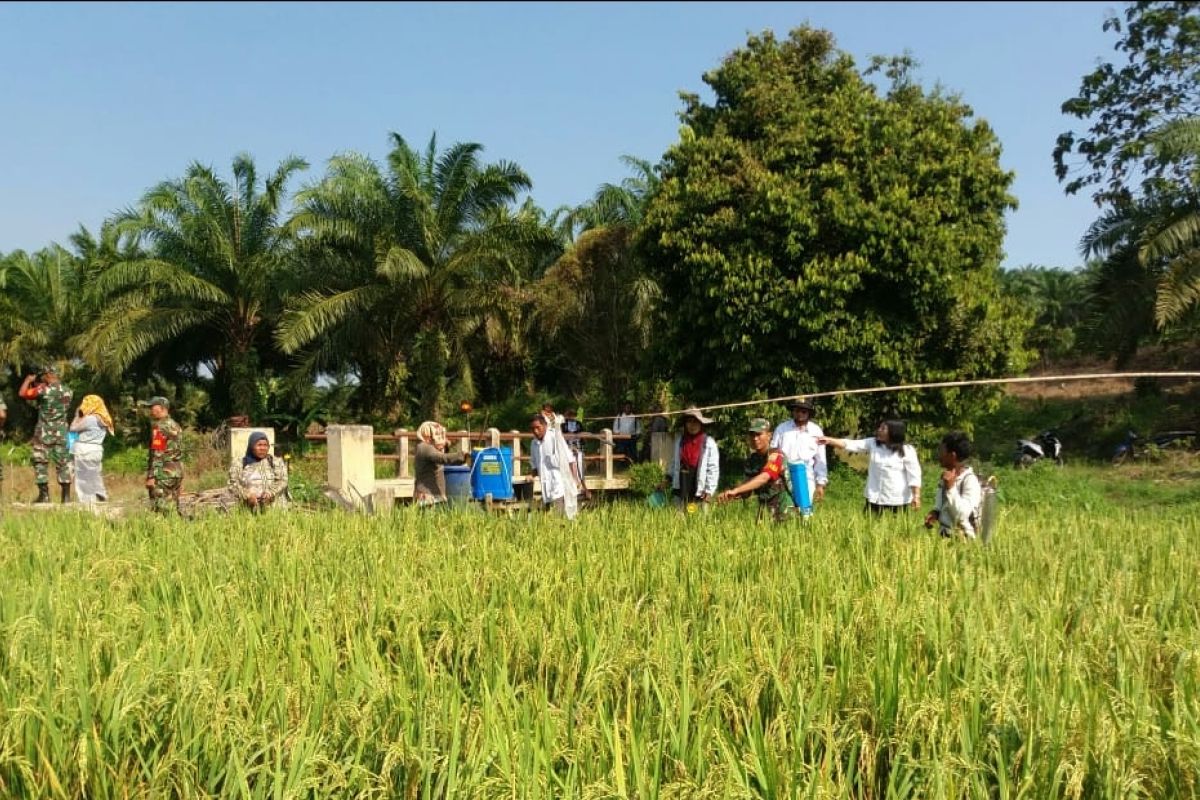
[140,396,184,514]
[19,365,74,504]
[717,417,796,523]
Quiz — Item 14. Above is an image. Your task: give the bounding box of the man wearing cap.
[771,396,828,506]
[18,365,74,504]
[139,396,184,514]
[718,418,795,522]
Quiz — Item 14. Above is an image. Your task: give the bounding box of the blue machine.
[787,461,813,517]
[444,465,473,503]
[470,446,514,501]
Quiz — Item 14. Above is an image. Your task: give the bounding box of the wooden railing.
[304,427,638,482]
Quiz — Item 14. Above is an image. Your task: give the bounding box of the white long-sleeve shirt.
[933,466,982,538]
[771,419,827,495]
[613,413,642,437]
[668,434,720,498]
[841,438,922,506]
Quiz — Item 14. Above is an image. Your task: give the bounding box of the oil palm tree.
[80,153,307,416]
[279,132,546,419]
[1139,118,1200,326]
[0,244,97,373]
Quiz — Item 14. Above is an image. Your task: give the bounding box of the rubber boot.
[34,484,50,504]
[60,483,72,504]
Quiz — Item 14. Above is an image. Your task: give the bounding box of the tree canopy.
[639,27,1029,428]
[1054,1,1200,206]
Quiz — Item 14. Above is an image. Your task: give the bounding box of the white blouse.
[842,438,922,505]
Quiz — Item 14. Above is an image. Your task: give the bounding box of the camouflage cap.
[746,418,772,433]
[40,363,59,375]
[137,396,171,408]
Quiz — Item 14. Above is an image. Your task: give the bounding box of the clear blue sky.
[1,1,1117,269]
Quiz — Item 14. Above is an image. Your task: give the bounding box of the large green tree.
[638,28,1029,428]
[279,133,545,420]
[1054,1,1200,206]
[81,154,307,417]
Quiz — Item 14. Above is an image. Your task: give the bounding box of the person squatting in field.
[229,431,289,512]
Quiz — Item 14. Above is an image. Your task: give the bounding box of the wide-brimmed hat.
[786,396,815,412]
[679,407,714,426]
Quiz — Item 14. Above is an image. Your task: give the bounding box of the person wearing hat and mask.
[19,364,74,504]
[771,396,828,506]
[717,418,794,522]
[139,396,184,514]
[665,407,720,509]
[229,431,289,512]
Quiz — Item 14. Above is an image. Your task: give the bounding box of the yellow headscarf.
[79,394,114,433]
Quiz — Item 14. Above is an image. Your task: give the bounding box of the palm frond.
[275,285,386,352]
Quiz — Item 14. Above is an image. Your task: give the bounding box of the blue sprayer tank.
[787,461,813,517]
[470,446,514,501]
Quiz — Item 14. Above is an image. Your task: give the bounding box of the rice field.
[1,464,1198,798]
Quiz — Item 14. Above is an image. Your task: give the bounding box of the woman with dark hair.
[228,431,289,511]
[821,420,922,515]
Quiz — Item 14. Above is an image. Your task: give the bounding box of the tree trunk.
[412,329,449,420]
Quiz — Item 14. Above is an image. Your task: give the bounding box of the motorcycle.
[1013,429,1063,468]
[1111,429,1197,465]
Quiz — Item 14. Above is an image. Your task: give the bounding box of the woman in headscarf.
[414,421,469,507]
[69,394,113,504]
[228,431,289,511]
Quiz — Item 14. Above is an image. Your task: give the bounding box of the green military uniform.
[143,397,184,513]
[744,447,795,523]
[29,380,74,486]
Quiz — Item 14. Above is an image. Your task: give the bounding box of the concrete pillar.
[395,429,409,478]
[651,431,672,470]
[510,430,522,477]
[327,425,376,509]
[601,428,614,481]
[230,427,275,466]
[487,427,501,448]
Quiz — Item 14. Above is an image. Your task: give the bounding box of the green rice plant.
[0,463,1196,797]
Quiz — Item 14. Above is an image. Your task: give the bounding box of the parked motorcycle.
[1013,429,1063,468]
[1111,429,1197,465]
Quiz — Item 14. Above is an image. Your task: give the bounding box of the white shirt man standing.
[612,401,642,463]
[770,397,828,504]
